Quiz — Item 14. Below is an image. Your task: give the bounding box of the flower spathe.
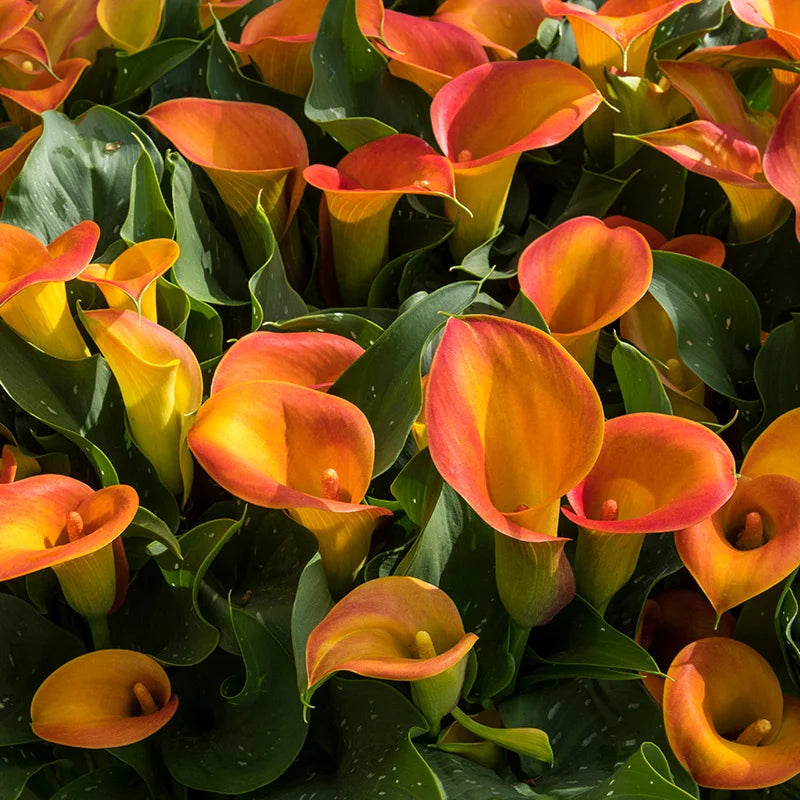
[305,576,477,730]
[517,215,653,376]
[430,60,603,259]
[0,219,99,360]
[425,315,605,627]
[187,380,392,595]
[764,84,800,243]
[0,474,138,618]
[31,649,178,748]
[664,637,800,789]
[80,308,203,503]
[96,0,165,53]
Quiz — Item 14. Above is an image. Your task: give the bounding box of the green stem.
[86,614,112,650]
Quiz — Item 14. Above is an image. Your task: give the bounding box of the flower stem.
[87,615,112,650]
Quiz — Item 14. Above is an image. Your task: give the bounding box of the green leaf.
[0,596,84,746]
[652,0,729,60]
[579,742,697,800]
[501,679,698,798]
[0,744,60,800]
[391,447,441,526]
[162,608,308,794]
[0,322,179,530]
[450,707,552,764]
[551,167,634,225]
[265,311,384,349]
[120,137,174,244]
[50,765,151,800]
[454,229,514,280]
[123,507,182,559]
[612,336,673,415]
[305,0,434,151]
[184,296,224,363]
[166,151,250,305]
[1,107,162,253]
[331,281,480,476]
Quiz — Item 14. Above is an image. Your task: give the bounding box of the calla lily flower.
[632,60,788,242]
[187,380,392,595]
[425,315,605,627]
[26,0,109,63]
[635,589,736,704]
[517,215,653,376]
[764,85,800,243]
[0,124,41,196]
[664,637,800,789]
[31,649,178,748]
[0,474,137,618]
[433,0,548,60]
[79,238,180,322]
[143,98,308,270]
[563,413,737,612]
[96,0,165,53]
[0,443,40,483]
[0,0,49,69]
[0,219,99,360]
[80,309,202,503]
[675,408,800,615]
[210,330,364,394]
[305,576,477,731]
[430,60,603,260]
[304,134,457,304]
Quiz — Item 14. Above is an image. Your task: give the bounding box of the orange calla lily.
[425,315,605,627]
[96,0,165,53]
[664,637,800,789]
[143,98,308,270]
[0,474,137,618]
[563,413,737,612]
[305,576,477,731]
[210,330,364,395]
[764,84,800,243]
[433,0,548,60]
[635,589,736,704]
[430,60,602,259]
[632,60,788,242]
[187,380,392,595]
[31,649,178,748]
[79,238,180,322]
[675,408,800,615]
[0,124,41,196]
[80,308,203,503]
[0,219,99,359]
[517,215,653,376]
[304,134,457,304]
[26,0,108,62]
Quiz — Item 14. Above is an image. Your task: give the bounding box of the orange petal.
[0,0,37,45]
[564,413,736,534]
[661,234,726,266]
[764,85,800,242]
[143,98,308,266]
[26,0,104,62]
[730,0,800,60]
[426,315,604,542]
[0,475,137,579]
[211,331,364,394]
[0,27,50,67]
[676,474,800,616]
[742,407,800,481]
[188,380,376,512]
[80,309,202,502]
[517,216,652,374]
[603,215,667,247]
[306,575,477,688]
[96,0,165,53]
[31,649,178,748]
[664,637,800,789]
[433,0,548,59]
[79,238,179,322]
[0,123,41,196]
[0,58,90,121]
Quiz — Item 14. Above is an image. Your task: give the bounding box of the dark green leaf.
[551,168,634,226]
[122,507,182,559]
[612,337,673,415]
[114,39,205,103]
[652,0,728,60]
[265,311,385,348]
[0,744,60,800]
[120,138,174,244]
[50,765,151,800]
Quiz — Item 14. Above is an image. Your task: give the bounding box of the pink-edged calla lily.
[373,11,489,98]
[433,0,548,60]
[425,315,605,627]
[635,589,736,704]
[96,0,165,53]
[304,134,457,304]
[764,85,800,243]
[0,219,99,359]
[430,60,603,260]
[143,98,308,270]
[210,330,364,395]
[0,58,90,130]
[78,238,180,322]
[664,637,800,789]
[563,413,737,613]
[676,408,800,615]
[631,60,788,242]
[31,649,178,748]
[517,215,653,376]
[610,214,726,422]
[305,576,478,732]
[187,380,392,595]
[80,309,202,503]
[0,124,41,196]
[0,474,137,619]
